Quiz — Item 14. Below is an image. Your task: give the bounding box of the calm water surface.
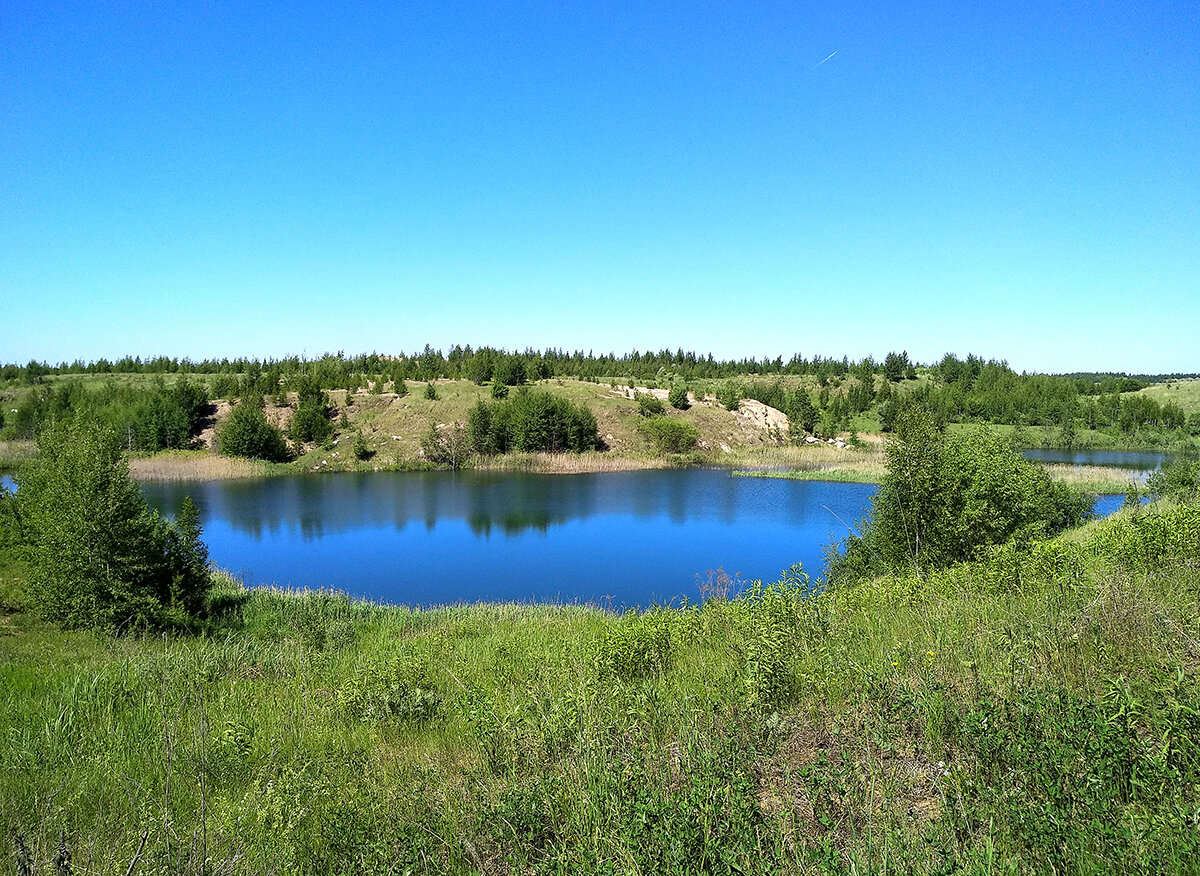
[141,470,1126,609]
[1022,448,1174,470]
[142,470,876,607]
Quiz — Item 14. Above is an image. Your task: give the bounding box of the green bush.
[352,428,373,461]
[288,375,332,444]
[423,382,438,400]
[490,381,509,399]
[637,417,699,454]
[467,391,599,454]
[336,655,442,724]
[420,423,472,470]
[832,410,1092,577]
[636,393,666,417]
[717,382,741,411]
[11,418,212,630]
[217,399,290,461]
[1147,459,1200,504]
[667,385,690,410]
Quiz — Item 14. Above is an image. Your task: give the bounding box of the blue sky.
[2,1,1196,373]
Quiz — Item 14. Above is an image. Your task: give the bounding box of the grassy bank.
[2,499,1199,873]
[734,459,1141,493]
[127,450,274,481]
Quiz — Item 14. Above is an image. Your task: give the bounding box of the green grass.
[732,467,882,484]
[2,501,1199,873]
[1137,378,1200,416]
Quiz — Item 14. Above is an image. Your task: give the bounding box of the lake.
[139,470,1126,609]
[1021,448,1174,470]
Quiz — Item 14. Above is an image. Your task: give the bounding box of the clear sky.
[2,1,1197,373]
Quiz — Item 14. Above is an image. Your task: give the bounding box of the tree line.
[3,348,1197,452]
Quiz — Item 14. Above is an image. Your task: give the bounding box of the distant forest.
[2,347,1197,450]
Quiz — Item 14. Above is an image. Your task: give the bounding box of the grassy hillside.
[1136,378,1200,416]
[2,498,1198,874]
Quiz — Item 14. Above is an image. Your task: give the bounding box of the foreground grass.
[2,503,1199,874]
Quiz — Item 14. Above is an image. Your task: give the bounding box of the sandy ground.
[613,385,792,440]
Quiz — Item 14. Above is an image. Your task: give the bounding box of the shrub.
[636,393,665,417]
[637,417,699,454]
[467,391,599,454]
[667,385,690,410]
[1147,459,1200,504]
[833,410,1092,577]
[288,375,332,444]
[217,399,290,462]
[421,422,472,470]
[717,382,741,411]
[423,382,438,400]
[352,429,373,461]
[490,381,509,399]
[11,418,212,630]
[494,356,527,387]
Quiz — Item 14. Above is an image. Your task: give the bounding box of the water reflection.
[142,470,878,607]
[148,470,815,543]
[1022,448,1174,470]
[139,470,1126,608]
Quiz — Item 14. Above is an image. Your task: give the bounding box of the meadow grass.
[2,501,1199,874]
[0,440,36,471]
[1137,377,1200,416]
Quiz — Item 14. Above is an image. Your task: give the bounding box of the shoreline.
[124,445,1144,494]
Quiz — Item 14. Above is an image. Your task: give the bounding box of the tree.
[494,356,527,387]
[421,422,472,470]
[667,385,690,410]
[353,428,373,461]
[218,399,290,462]
[717,383,741,411]
[1147,459,1200,504]
[832,409,1092,578]
[10,418,212,630]
[289,375,333,445]
[883,351,910,383]
[466,391,600,455]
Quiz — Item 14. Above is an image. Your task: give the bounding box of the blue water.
[137,470,1126,609]
[139,470,873,607]
[1022,448,1173,471]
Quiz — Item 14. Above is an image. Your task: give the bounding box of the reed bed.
[127,451,267,481]
[1040,462,1142,493]
[473,450,665,474]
